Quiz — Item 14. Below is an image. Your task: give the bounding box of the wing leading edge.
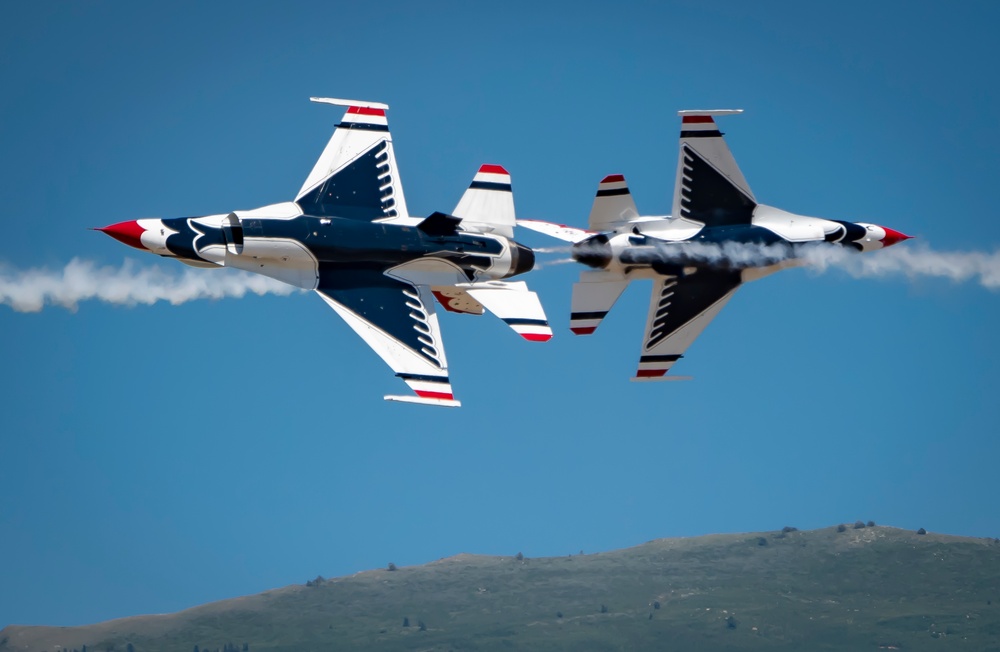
[633,270,742,381]
[296,98,409,221]
[316,267,459,407]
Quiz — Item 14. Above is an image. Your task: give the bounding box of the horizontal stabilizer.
[465,281,552,342]
[418,211,462,236]
[384,394,462,407]
[516,219,592,243]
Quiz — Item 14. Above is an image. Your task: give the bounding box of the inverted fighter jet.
[519,110,910,381]
[98,98,551,407]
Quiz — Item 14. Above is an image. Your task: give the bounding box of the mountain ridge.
[3,525,999,651]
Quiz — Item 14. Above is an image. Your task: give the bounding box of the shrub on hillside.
[837,524,847,532]
[781,526,798,533]
[387,563,397,572]
[867,520,876,527]
[917,528,927,535]
[854,521,866,529]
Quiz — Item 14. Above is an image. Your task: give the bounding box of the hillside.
[2,526,999,651]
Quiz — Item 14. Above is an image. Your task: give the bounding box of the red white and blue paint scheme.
[98,98,551,407]
[519,110,911,381]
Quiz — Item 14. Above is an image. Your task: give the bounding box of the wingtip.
[309,97,390,110]
[384,395,462,407]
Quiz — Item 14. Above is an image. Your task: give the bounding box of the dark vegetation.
[2,526,999,651]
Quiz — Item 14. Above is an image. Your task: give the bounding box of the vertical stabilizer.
[453,164,516,238]
[588,174,639,231]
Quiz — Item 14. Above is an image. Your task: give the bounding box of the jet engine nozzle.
[505,242,536,278]
[96,220,148,250]
[572,234,613,269]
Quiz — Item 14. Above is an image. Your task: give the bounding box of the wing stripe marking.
[571,311,608,320]
[680,130,723,138]
[469,181,512,191]
[334,122,390,132]
[640,354,683,363]
[397,373,450,383]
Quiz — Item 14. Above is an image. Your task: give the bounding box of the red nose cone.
[97,220,147,250]
[880,226,913,248]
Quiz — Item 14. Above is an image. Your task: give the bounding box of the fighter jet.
[519,110,910,381]
[98,98,551,407]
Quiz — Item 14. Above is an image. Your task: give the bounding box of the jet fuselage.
[102,204,535,289]
[571,207,909,276]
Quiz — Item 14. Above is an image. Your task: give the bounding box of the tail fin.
[453,164,515,238]
[671,110,755,228]
[569,271,630,335]
[588,174,639,231]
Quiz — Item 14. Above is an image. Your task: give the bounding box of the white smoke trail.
[536,240,1000,290]
[800,244,1000,289]
[531,257,576,270]
[0,258,296,313]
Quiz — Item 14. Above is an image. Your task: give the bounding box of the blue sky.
[2,0,999,628]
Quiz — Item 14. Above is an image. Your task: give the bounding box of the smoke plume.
[1,258,296,313]
[800,244,1000,289]
[538,240,1000,290]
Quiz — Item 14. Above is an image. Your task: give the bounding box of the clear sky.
[2,0,998,629]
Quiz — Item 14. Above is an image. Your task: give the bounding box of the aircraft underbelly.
[226,237,319,289]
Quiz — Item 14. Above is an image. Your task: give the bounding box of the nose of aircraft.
[880,226,913,248]
[96,220,148,250]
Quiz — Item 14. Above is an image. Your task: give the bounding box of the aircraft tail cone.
[97,220,148,250]
[881,227,913,248]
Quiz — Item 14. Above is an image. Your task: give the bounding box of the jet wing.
[633,270,742,380]
[296,98,409,221]
[316,267,459,406]
[671,110,757,229]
